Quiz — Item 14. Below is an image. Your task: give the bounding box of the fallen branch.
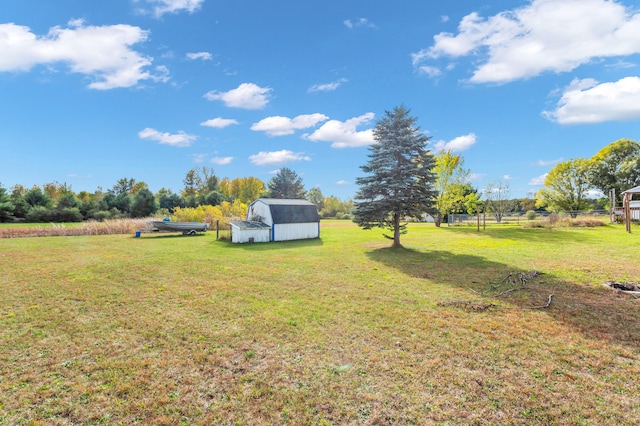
[438,270,553,312]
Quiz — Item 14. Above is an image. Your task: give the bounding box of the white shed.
[230,221,271,243]
[246,198,320,242]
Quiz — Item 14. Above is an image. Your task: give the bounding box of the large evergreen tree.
[0,184,15,223]
[353,106,437,247]
[266,168,306,199]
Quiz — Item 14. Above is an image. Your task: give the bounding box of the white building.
[233,198,320,243]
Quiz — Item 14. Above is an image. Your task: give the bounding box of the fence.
[447,210,611,226]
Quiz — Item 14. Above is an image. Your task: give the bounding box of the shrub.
[92,210,111,222]
[525,210,537,220]
[26,206,52,223]
[53,208,83,223]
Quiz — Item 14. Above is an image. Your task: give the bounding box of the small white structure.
[230,221,271,243]
[241,198,320,242]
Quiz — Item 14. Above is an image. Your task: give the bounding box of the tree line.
[0,167,354,223]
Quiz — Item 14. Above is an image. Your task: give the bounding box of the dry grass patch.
[0,219,151,238]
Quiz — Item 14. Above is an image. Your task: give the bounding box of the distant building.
[230,198,320,243]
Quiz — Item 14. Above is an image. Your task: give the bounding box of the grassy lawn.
[1,221,639,425]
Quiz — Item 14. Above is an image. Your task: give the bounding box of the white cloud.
[344,18,377,29]
[536,158,563,166]
[191,153,207,163]
[503,174,511,180]
[529,174,548,186]
[304,113,375,148]
[137,0,205,17]
[138,127,196,147]
[543,77,640,124]
[251,113,329,136]
[336,180,349,185]
[0,21,157,89]
[308,78,348,92]
[200,117,239,128]
[414,0,640,83]
[248,150,311,166]
[433,133,477,152]
[416,66,442,78]
[211,156,233,165]
[469,173,485,181]
[186,51,212,61]
[204,83,271,109]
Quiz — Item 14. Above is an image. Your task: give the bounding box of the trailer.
[143,220,209,236]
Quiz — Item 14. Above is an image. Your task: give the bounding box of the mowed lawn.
[1,221,639,425]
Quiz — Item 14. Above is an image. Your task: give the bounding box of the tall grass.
[0,218,149,238]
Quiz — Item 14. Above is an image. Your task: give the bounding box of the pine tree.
[353,106,437,247]
[267,168,306,199]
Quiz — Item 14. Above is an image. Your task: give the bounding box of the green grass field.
[1,221,639,425]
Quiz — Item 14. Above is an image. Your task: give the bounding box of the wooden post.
[483,206,486,230]
[477,209,480,232]
[216,220,220,239]
[624,193,632,233]
[609,189,616,223]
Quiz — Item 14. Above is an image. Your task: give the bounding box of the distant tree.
[130,181,149,194]
[320,196,354,219]
[484,180,514,223]
[56,193,80,210]
[588,138,640,203]
[130,188,158,218]
[0,184,15,222]
[43,181,72,203]
[536,158,591,217]
[447,183,481,215]
[113,192,133,215]
[353,106,437,247]
[266,168,306,199]
[306,187,325,210]
[517,198,537,212]
[221,176,266,203]
[158,188,185,212]
[24,187,53,209]
[200,191,227,206]
[10,185,30,218]
[433,151,473,226]
[200,167,220,194]
[112,178,136,195]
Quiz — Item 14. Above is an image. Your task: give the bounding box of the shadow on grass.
[218,238,324,250]
[136,233,208,240]
[436,225,596,243]
[367,246,640,348]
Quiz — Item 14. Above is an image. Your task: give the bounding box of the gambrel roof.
[252,199,320,224]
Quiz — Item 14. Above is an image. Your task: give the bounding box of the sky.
[1,0,640,200]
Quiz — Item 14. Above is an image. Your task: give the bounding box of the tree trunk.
[434,213,442,227]
[393,213,402,247]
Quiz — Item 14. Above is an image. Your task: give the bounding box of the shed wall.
[247,202,273,225]
[272,223,319,241]
[232,228,270,244]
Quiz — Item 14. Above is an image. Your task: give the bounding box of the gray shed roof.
[622,185,640,195]
[254,198,320,224]
[230,221,271,230]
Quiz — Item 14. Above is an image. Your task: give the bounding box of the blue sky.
[1,0,639,200]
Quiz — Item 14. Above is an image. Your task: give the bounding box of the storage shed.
[246,198,320,242]
[230,221,271,243]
